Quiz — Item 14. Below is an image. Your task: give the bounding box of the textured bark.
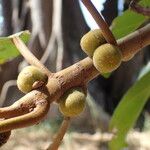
[0,0,149,121]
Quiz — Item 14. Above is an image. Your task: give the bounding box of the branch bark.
[12,24,150,103]
[47,117,70,150]
[0,23,150,133]
[12,37,51,76]
[81,0,117,46]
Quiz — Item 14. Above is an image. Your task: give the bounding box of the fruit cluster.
[80,29,123,73]
[17,66,86,117]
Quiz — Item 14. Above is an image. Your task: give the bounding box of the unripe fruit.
[58,88,86,117]
[93,43,122,73]
[80,29,106,57]
[17,66,47,93]
[0,131,11,147]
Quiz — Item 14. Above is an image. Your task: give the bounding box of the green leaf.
[111,0,150,39]
[0,30,30,64]
[109,68,150,150]
[138,62,150,79]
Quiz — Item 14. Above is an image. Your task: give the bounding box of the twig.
[0,23,149,136]
[118,23,150,59]
[81,0,117,46]
[130,0,150,16]
[12,36,52,76]
[0,91,50,132]
[47,117,71,150]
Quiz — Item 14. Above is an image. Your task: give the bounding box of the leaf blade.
[111,0,150,39]
[109,69,150,150]
[0,30,30,64]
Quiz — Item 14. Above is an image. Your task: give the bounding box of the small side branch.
[81,0,117,46]
[0,90,50,133]
[12,36,52,76]
[118,23,150,59]
[130,0,150,16]
[47,117,71,150]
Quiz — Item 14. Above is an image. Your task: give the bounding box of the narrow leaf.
[138,62,150,79]
[109,69,150,150]
[111,0,150,39]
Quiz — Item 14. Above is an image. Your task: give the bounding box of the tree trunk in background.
[0,0,20,95]
[1,0,13,35]
[0,0,31,106]
[62,0,89,67]
[29,0,53,59]
[101,0,118,25]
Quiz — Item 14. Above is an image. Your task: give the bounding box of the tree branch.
[47,117,70,150]
[0,23,149,133]
[11,24,150,105]
[12,37,52,76]
[0,88,50,132]
[81,0,117,46]
[130,0,150,16]
[118,23,150,59]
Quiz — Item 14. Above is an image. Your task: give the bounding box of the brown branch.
[0,90,44,118]
[9,24,150,104]
[9,24,150,105]
[0,2,149,148]
[0,89,50,132]
[47,117,70,150]
[0,24,149,133]
[130,0,150,16]
[12,37,52,76]
[81,0,117,46]
[118,23,150,60]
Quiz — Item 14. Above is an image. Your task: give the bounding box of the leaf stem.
[130,0,150,16]
[12,37,52,76]
[47,117,71,150]
[81,0,117,46]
